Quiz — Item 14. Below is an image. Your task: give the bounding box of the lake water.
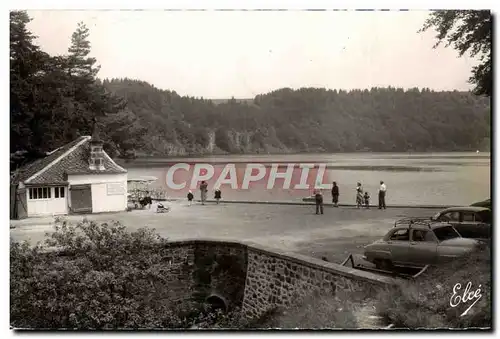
[123,152,491,206]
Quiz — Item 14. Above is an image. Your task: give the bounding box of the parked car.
[431,206,491,239]
[470,198,491,210]
[363,219,480,269]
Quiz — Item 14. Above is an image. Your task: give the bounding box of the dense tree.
[421,10,492,96]
[10,11,52,166]
[10,13,138,169]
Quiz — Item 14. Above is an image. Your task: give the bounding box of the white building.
[11,136,128,219]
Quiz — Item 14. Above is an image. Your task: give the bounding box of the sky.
[26,10,476,99]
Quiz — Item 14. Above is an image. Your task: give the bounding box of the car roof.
[439,206,491,213]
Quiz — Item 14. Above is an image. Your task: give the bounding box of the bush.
[10,219,232,329]
[376,246,491,329]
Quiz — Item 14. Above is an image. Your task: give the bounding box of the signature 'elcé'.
[450,282,482,317]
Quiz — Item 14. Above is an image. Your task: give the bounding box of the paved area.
[10,201,436,264]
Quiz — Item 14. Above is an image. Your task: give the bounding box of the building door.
[70,184,92,214]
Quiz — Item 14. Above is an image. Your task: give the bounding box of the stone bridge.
[160,239,398,320]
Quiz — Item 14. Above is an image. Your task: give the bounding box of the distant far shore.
[116,151,490,164]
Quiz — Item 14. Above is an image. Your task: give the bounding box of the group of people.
[313,181,387,214]
[187,181,222,206]
[187,179,388,213]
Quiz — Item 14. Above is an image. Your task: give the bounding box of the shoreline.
[117,151,491,164]
[187,199,450,209]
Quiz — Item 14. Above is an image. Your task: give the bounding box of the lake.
[122,152,491,206]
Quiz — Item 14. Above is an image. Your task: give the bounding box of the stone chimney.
[89,118,105,171]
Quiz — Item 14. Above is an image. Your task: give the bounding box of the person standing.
[313,187,324,215]
[200,181,208,205]
[187,190,194,206]
[214,187,222,204]
[356,182,363,209]
[331,182,339,207]
[378,181,387,209]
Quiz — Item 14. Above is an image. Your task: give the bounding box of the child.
[363,192,370,209]
[214,188,222,204]
[187,190,194,206]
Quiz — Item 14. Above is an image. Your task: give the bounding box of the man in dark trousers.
[331,181,339,207]
[378,181,387,209]
[200,181,208,205]
[313,187,324,215]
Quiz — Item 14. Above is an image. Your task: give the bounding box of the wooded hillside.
[104,78,491,156]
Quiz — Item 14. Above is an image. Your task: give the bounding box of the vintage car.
[363,219,480,269]
[430,206,491,239]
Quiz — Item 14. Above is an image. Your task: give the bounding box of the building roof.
[12,136,127,185]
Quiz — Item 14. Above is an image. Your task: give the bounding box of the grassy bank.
[252,288,378,329]
[376,245,491,329]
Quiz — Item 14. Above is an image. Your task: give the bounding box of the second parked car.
[431,206,491,239]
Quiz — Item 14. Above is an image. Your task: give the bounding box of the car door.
[408,229,438,265]
[386,228,411,266]
[454,211,477,238]
[470,211,491,239]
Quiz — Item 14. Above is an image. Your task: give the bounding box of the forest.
[10,10,491,170]
[104,79,491,156]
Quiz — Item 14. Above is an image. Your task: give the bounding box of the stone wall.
[160,242,197,302]
[130,240,398,320]
[191,241,248,310]
[241,243,398,320]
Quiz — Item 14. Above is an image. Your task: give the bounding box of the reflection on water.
[123,152,490,206]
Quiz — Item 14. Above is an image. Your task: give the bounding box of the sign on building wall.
[107,182,126,195]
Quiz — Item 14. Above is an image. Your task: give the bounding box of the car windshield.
[433,226,460,241]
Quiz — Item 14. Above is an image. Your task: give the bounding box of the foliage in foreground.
[10,219,240,329]
[376,246,491,329]
[421,10,491,97]
[11,218,492,329]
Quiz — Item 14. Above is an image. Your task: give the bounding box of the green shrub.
[376,246,491,329]
[10,219,227,329]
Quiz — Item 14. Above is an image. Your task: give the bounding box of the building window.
[28,187,52,200]
[54,187,65,199]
